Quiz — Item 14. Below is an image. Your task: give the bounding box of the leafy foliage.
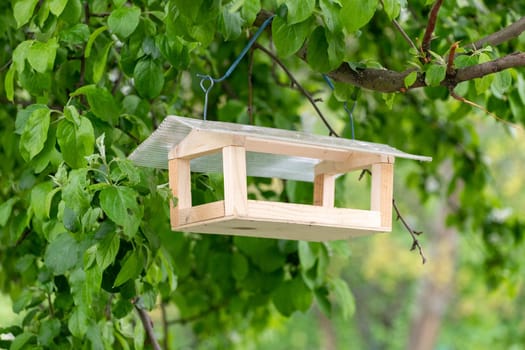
[0,0,524,348]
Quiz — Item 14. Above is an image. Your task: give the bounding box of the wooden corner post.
[370,162,394,229]
[222,145,248,216]
[168,157,191,228]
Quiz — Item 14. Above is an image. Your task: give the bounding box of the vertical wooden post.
[222,146,248,216]
[168,157,191,228]
[313,173,335,208]
[370,163,394,229]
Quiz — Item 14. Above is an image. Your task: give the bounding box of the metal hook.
[197,74,215,120]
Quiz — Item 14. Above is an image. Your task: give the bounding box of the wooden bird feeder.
[129,116,431,241]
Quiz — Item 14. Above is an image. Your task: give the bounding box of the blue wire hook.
[197,15,275,120]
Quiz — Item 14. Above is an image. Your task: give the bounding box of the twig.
[421,0,444,62]
[253,43,339,136]
[248,46,255,125]
[379,0,418,52]
[133,299,161,350]
[393,199,427,264]
[446,42,460,76]
[449,89,523,130]
[168,302,224,325]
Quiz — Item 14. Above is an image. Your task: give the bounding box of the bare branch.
[446,42,460,76]
[379,0,419,52]
[133,300,161,350]
[465,16,525,51]
[392,199,427,264]
[254,43,340,136]
[421,0,444,62]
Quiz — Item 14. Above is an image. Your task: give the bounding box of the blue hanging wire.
[197,15,275,120]
[322,74,358,139]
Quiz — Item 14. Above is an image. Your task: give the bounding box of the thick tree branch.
[254,11,525,93]
[465,16,525,51]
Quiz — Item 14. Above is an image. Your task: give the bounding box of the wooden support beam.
[313,173,335,208]
[370,163,394,229]
[168,158,191,228]
[315,153,394,175]
[222,146,248,216]
[169,130,245,159]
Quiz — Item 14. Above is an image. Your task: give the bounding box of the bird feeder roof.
[129,116,431,182]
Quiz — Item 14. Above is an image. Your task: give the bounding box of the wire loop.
[322,74,357,139]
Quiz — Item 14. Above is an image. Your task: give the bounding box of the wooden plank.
[245,200,382,229]
[313,173,335,208]
[175,201,226,227]
[168,158,191,227]
[222,146,248,216]
[370,163,394,229]
[244,137,351,161]
[176,217,387,241]
[169,130,245,160]
[315,153,394,175]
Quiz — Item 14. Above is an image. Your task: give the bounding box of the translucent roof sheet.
[129,116,431,182]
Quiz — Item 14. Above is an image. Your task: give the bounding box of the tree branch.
[379,0,418,52]
[421,0,444,62]
[464,16,525,51]
[253,43,339,136]
[133,300,161,350]
[392,199,427,264]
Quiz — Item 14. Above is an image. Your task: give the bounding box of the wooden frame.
[168,129,396,241]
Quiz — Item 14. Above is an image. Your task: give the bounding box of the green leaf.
[298,241,317,270]
[71,85,120,124]
[113,249,144,287]
[12,0,39,28]
[219,5,244,40]
[273,277,313,316]
[38,318,61,346]
[307,27,332,73]
[49,0,68,16]
[99,186,142,238]
[272,16,311,58]
[30,181,53,220]
[85,26,108,58]
[382,0,401,20]
[285,0,315,24]
[133,60,164,99]
[44,232,83,275]
[96,232,120,270]
[241,0,260,24]
[331,278,355,319]
[424,64,446,87]
[27,38,59,73]
[12,40,31,73]
[92,41,114,84]
[108,6,141,39]
[232,251,248,281]
[57,116,95,168]
[404,71,418,88]
[62,168,91,214]
[68,306,88,338]
[320,0,343,32]
[341,0,379,33]
[326,30,346,70]
[59,23,90,47]
[5,65,15,102]
[491,69,512,97]
[0,198,17,226]
[19,106,51,161]
[10,332,35,350]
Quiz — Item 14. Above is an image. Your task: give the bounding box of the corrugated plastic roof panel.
[128,116,431,182]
